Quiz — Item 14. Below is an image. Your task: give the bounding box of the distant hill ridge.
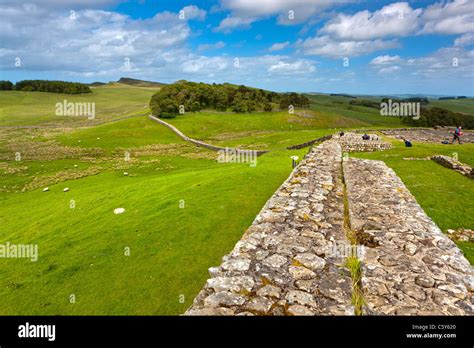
[116,77,166,87]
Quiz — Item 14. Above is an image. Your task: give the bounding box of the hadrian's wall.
[185,140,355,315]
[286,135,333,150]
[344,158,473,315]
[149,115,268,156]
[185,139,474,316]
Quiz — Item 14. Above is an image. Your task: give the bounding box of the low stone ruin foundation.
[431,155,474,179]
[335,132,392,152]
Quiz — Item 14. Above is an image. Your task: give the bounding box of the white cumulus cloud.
[180,5,206,21]
[320,2,423,40]
[421,0,474,35]
[213,16,255,33]
[455,33,474,47]
[269,41,290,52]
[215,0,351,32]
[296,35,400,58]
[267,60,316,74]
[370,55,402,65]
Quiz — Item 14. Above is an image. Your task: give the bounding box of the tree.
[149,81,310,117]
[14,80,91,94]
[0,80,14,90]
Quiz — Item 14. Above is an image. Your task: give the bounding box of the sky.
[0,0,473,95]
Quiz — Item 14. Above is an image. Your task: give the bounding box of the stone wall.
[343,158,473,315]
[149,115,268,156]
[335,132,392,152]
[184,139,473,316]
[185,140,355,316]
[431,155,474,179]
[286,135,333,150]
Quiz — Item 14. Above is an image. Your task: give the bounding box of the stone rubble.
[431,155,474,179]
[343,158,474,315]
[447,228,474,243]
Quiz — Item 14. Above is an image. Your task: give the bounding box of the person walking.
[451,126,463,144]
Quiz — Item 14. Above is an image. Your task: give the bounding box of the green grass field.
[166,111,341,150]
[164,107,400,151]
[429,98,474,114]
[0,84,159,126]
[0,88,310,314]
[0,145,304,315]
[306,94,404,127]
[0,85,473,315]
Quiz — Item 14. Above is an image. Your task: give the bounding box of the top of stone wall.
[185,140,355,316]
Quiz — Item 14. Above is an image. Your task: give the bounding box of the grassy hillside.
[306,94,403,127]
[55,116,179,152]
[307,94,474,126]
[0,151,305,315]
[165,110,367,150]
[0,84,159,127]
[0,114,307,314]
[117,77,166,87]
[429,98,474,115]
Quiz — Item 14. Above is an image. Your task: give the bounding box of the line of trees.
[0,80,14,90]
[402,107,474,129]
[150,81,310,118]
[349,97,430,110]
[349,99,380,108]
[439,96,467,100]
[381,97,429,105]
[0,80,91,94]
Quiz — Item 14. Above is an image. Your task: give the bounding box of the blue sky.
[0,0,473,95]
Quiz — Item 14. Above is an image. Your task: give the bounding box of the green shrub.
[160,112,177,119]
[263,103,273,112]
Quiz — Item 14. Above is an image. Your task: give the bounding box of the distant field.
[429,98,474,114]
[307,94,474,124]
[0,84,159,126]
[306,94,403,127]
[166,110,375,150]
[55,117,179,152]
